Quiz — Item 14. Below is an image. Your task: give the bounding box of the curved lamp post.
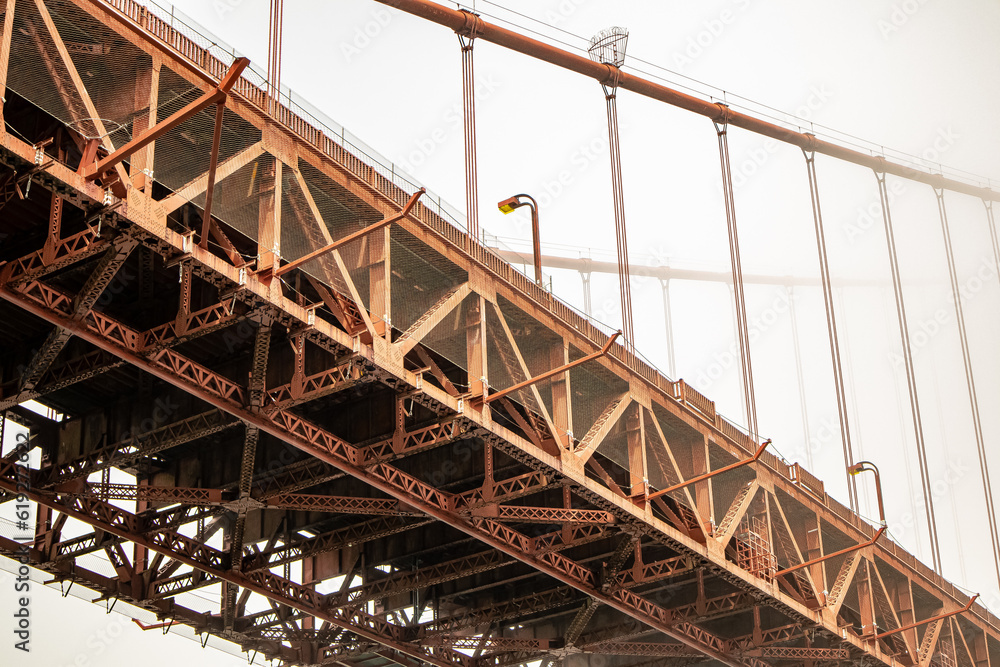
[848,460,886,526]
[498,194,541,285]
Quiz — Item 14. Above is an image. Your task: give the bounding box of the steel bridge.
[0,1,998,666]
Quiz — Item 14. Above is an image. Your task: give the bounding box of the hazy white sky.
[5,0,1000,664]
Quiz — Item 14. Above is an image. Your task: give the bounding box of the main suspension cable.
[936,189,1000,587]
[714,112,758,443]
[875,170,941,572]
[802,149,858,512]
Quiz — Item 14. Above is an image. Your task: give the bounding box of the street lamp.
[773,459,889,580]
[497,194,542,285]
[848,461,886,526]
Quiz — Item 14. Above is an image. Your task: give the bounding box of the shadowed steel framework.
[0,1,997,667]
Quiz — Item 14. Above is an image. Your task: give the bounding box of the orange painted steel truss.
[0,1,990,666]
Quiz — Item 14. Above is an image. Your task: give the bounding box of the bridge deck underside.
[0,2,996,667]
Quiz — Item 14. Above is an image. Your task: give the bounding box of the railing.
[789,463,825,500]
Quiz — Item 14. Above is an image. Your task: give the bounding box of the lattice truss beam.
[0,2,994,667]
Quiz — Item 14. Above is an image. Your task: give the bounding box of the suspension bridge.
[0,1,999,666]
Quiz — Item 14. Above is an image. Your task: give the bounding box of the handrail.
[647,440,770,501]
[774,526,885,578]
[873,594,979,640]
[481,332,620,405]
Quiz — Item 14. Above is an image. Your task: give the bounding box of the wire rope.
[935,188,1000,586]
[802,149,858,512]
[714,113,758,443]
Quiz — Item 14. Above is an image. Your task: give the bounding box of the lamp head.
[847,463,866,476]
[498,196,524,214]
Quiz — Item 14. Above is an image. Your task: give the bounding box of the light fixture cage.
[587,27,629,67]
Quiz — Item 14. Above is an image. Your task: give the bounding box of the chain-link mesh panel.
[415,293,474,387]
[491,297,563,421]
[153,74,261,197]
[296,159,381,233]
[819,519,856,604]
[495,296,563,377]
[643,407,683,497]
[594,402,638,481]
[650,401,700,481]
[709,440,757,527]
[569,351,628,447]
[7,0,148,146]
[484,303,532,401]
[389,227,467,335]
[52,1,151,144]
[189,152,274,243]
[328,233,374,322]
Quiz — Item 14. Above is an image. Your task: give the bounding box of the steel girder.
[0,269,763,667]
[0,2,993,666]
[0,473,475,667]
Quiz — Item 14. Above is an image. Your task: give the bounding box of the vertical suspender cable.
[587,31,633,347]
[660,278,677,378]
[266,0,283,116]
[802,149,858,512]
[457,12,480,242]
[875,170,941,572]
[714,112,758,443]
[986,200,1000,297]
[936,188,1000,586]
[787,286,813,471]
[880,287,921,557]
[581,270,593,317]
[727,283,748,427]
[602,72,634,347]
[836,287,870,517]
